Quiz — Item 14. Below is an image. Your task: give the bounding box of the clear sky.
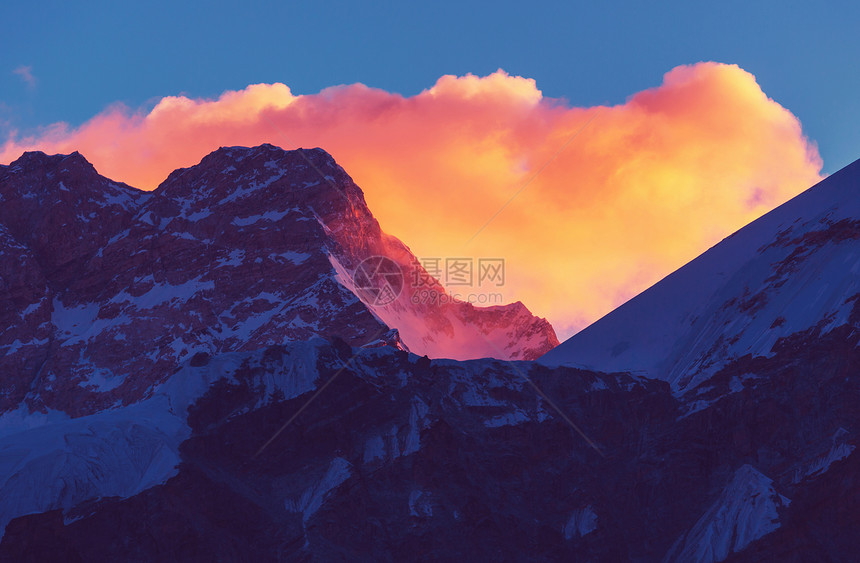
[1,0,858,173]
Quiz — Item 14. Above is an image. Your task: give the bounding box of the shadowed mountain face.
[1,148,859,561]
[1,323,859,561]
[0,145,557,416]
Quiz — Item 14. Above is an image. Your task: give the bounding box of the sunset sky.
[2,0,858,337]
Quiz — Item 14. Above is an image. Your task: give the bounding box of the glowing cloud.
[0,63,823,337]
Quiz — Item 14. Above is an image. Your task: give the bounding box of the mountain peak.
[7,150,95,175]
[214,143,332,160]
[154,144,361,214]
[195,144,341,178]
[0,150,146,289]
[541,153,860,395]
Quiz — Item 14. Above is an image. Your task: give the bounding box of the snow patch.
[0,400,187,539]
[285,457,352,522]
[408,490,433,517]
[563,505,598,539]
[792,429,855,482]
[110,276,214,309]
[231,208,293,226]
[484,409,530,428]
[664,465,789,563]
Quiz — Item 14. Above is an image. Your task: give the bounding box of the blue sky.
[2,0,858,173]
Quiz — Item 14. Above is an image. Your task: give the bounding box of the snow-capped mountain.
[1,148,859,561]
[0,145,557,416]
[541,157,860,396]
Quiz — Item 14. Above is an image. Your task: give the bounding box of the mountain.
[0,339,670,560]
[0,145,557,417]
[2,318,858,561]
[541,158,860,397]
[1,148,859,561]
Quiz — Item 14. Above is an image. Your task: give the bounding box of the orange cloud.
[0,63,822,338]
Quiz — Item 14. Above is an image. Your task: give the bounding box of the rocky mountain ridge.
[0,145,557,417]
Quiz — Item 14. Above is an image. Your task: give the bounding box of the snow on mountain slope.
[664,465,790,563]
[541,158,860,393]
[0,337,631,541]
[0,145,556,416]
[0,336,667,552]
[330,255,556,362]
[0,402,187,540]
[0,339,325,539]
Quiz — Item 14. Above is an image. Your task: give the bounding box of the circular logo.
[352,255,404,306]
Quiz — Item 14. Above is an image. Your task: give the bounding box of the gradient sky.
[1,0,858,173]
[0,1,857,338]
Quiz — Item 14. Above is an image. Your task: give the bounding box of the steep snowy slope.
[664,465,790,563]
[541,158,860,394]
